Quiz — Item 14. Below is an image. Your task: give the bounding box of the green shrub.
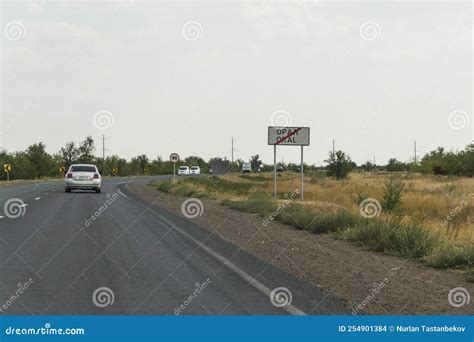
[381,177,405,213]
[278,204,361,234]
[154,180,175,193]
[426,243,474,268]
[342,219,437,258]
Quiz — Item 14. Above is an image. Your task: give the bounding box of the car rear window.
[179,167,188,170]
[70,166,96,172]
[191,167,199,170]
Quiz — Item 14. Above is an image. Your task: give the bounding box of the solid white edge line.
[123,191,306,316]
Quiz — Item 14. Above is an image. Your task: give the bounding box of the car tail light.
[94,173,99,179]
[66,173,73,178]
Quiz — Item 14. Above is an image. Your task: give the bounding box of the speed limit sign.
[169,153,180,162]
[170,153,180,183]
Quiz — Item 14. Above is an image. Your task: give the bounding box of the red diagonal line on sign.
[275,127,302,145]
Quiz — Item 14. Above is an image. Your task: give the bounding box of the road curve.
[0,177,347,315]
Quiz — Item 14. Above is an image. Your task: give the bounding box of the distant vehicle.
[242,162,252,173]
[190,166,201,175]
[209,168,213,175]
[65,164,101,193]
[178,166,190,176]
[254,167,261,173]
[276,165,284,172]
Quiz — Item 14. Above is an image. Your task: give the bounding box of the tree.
[26,142,54,178]
[250,154,262,171]
[78,136,95,164]
[58,142,79,167]
[386,158,407,172]
[130,154,149,173]
[325,150,353,180]
[362,161,375,172]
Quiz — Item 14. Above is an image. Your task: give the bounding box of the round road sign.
[169,153,180,163]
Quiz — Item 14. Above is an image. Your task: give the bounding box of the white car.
[190,166,201,175]
[178,166,190,176]
[65,164,102,193]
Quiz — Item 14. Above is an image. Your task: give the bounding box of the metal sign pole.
[273,144,277,199]
[173,163,176,183]
[6,172,9,181]
[301,145,304,200]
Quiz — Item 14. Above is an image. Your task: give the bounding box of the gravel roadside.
[127,183,474,315]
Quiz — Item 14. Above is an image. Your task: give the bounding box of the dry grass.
[219,172,473,244]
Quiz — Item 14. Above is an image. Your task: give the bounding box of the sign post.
[4,164,12,181]
[268,127,310,200]
[169,153,180,183]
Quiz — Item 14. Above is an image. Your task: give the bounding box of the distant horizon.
[0,134,472,167]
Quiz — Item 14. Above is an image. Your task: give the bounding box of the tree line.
[0,136,473,180]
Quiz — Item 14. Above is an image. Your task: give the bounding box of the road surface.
[0,177,347,315]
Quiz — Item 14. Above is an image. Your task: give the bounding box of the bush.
[325,150,353,180]
[426,244,474,268]
[278,204,361,234]
[381,177,405,213]
[342,219,437,258]
[154,180,174,193]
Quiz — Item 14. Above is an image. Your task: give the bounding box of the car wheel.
[96,188,101,193]
[65,187,71,193]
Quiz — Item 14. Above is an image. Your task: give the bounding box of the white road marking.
[123,192,306,316]
[35,197,40,200]
[0,216,4,219]
[20,204,28,207]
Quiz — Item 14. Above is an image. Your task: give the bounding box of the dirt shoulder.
[127,183,473,315]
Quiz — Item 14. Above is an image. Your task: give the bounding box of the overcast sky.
[1,0,472,165]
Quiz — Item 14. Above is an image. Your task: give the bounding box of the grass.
[152,172,474,275]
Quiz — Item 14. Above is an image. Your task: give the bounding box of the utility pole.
[414,140,417,165]
[332,139,335,155]
[231,137,234,163]
[102,134,106,160]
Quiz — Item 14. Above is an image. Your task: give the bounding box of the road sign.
[4,164,11,181]
[268,127,310,146]
[268,127,310,200]
[143,167,149,174]
[169,153,180,162]
[169,153,180,183]
[112,167,118,174]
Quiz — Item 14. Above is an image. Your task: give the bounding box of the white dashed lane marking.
[35,197,40,200]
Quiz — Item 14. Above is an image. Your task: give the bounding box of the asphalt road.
[0,177,347,315]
